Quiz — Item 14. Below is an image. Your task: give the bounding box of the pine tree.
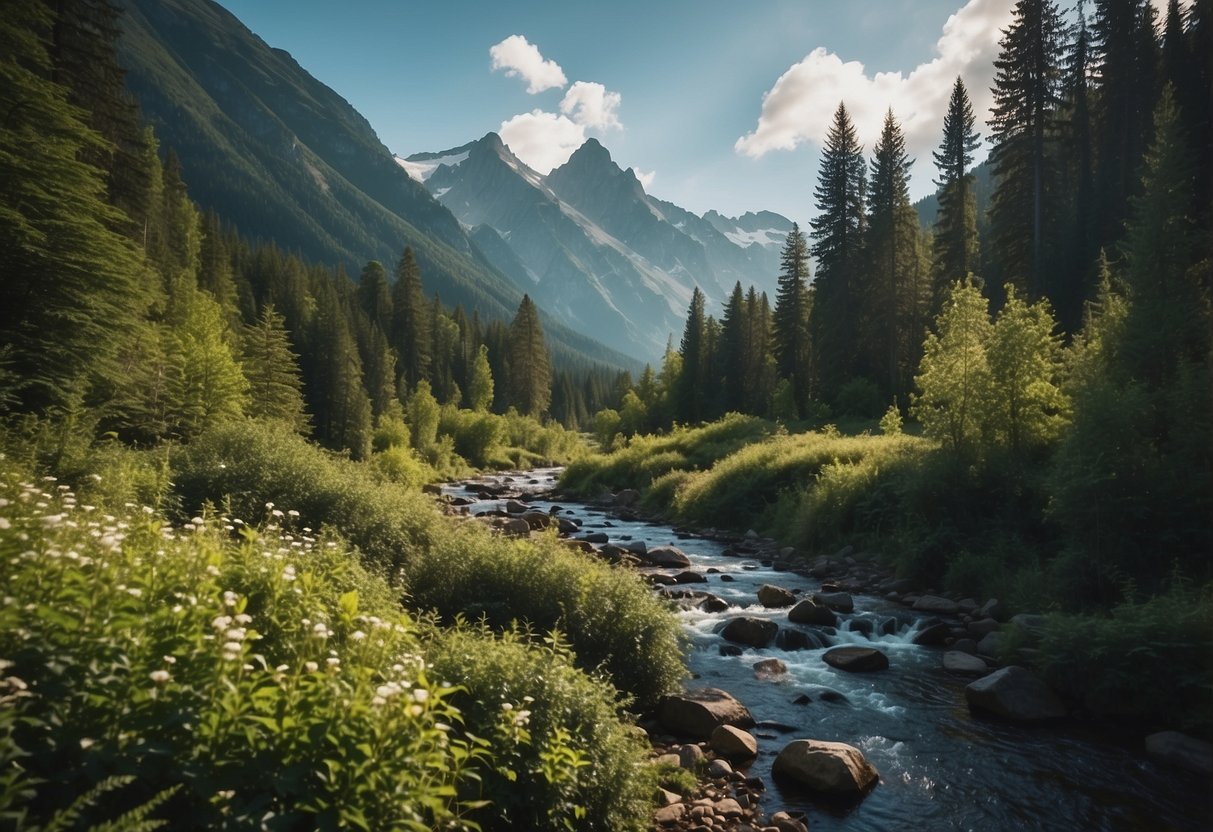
[164,289,249,439]
[932,77,981,299]
[773,225,812,409]
[810,102,867,399]
[718,282,749,413]
[358,260,393,334]
[391,247,430,394]
[674,287,708,423]
[306,283,373,457]
[428,296,461,404]
[988,0,1066,300]
[241,304,309,432]
[748,289,778,416]
[506,295,551,417]
[467,344,494,412]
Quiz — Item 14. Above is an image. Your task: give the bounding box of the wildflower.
[312,622,329,639]
[223,591,238,607]
[205,565,220,577]
[80,737,95,749]
[413,689,429,704]
[149,670,171,685]
[326,657,340,668]
[351,630,366,641]
[163,656,177,665]
[235,613,252,625]
[287,509,299,518]
[304,661,319,673]
[0,519,9,531]
[211,615,233,632]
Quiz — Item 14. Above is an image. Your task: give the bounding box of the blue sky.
[219,0,1017,227]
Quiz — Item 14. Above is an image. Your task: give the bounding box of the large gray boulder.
[658,688,754,739]
[812,591,854,613]
[758,584,797,608]
[642,545,692,568]
[943,651,988,675]
[788,598,837,626]
[772,739,879,796]
[965,666,1067,722]
[823,646,889,672]
[720,616,779,648]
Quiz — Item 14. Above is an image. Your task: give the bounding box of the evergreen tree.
[932,77,981,299]
[391,247,430,393]
[358,260,393,334]
[360,324,398,420]
[0,0,149,413]
[467,344,494,412]
[810,102,867,399]
[306,283,373,458]
[988,0,1066,300]
[241,304,309,432]
[718,282,749,413]
[748,289,778,417]
[164,289,248,439]
[674,287,708,423]
[506,295,551,417]
[428,296,461,404]
[406,379,440,450]
[1057,9,1098,333]
[198,209,242,333]
[772,225,812,409]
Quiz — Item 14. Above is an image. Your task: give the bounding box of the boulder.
[501,517,531,537]
[710,724,758,760]
[720,616,779,648]
[823,646,889,672]
[772,739,879,796]
[520,510,552,530]
[965,666,1067,722]
[678,744,704,769]
[911,621,952,646]
[580,531,609,544]
[652,802,686,825]
[979,597,1010,622]
[788,599,837,626]
[812,591,855,613]
[622,539,648,556]
[775,628,827,651]
[771,811,810,832]
[673,570,707,584]
[757,584,797,608]
[658,688,754,739]
[966,617,1001,639]
[976,631,1003,656]
[554,517,580,534]
[643,546,693,568]
[913,594,961,615]
[698,594,730,613]
[943,651,988,675]
[504,499,530,514]
[1144,731,1213,775]
[706,759,734,779]
[753,658,788,677]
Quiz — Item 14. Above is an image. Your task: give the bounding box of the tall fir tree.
[718,282,749,414]
[391,246,430,394]
[1057,8,1098,333]
[357,260,393,335]
[241,304,309,432]
[674,287,708,423]
[810,102,867,400]
[772,224,813,410]
[932,77,982,301]
[506,294,551,417]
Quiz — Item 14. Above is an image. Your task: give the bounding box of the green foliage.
[592,409,622,449]
[835,377,884,418]
[506,295,551,418]
[241,304,309,432]
[406,380,441,451]
[880,401,904,436]
[424,622,653,832]
[467,344,495,412]
[375,445,438,490]
[439,406,503,469]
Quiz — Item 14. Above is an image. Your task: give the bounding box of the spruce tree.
[674,287,708,423]
[358,261,393,334]
[932,77,981,298]
[506,295,551,417]
[988,0,1066,300]
[241,304,309,432]
[718,282,749,414]
[391,247,430,393]
[1057,11,1098,333]
[810,102,867,399]
[773,224,812,409]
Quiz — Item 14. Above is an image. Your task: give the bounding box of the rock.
[823,646,889,672]
[966,617,1001,639]
[757,584,797,608]
[720,616,779,648]
[913,594,961,615]
[501,517,531,537]
[658,688,755,739]
[554,517,580,534]
[771,810,810,832]
[912,621,951,646]
[719,574,736,582]
[656,787,682,807]
[719,644,743,657]
[979,597,1010,622]
[710,724,758,759]
[643,546,693,568]
[952,637,979,654]
[965,666,1067,722]
[504,499,530,514]
[580,531,609,544]
[519,511,551,531]
[812,591,855,613]
[753,658,788,677]
[775,628,826,651]
[678,744,705,769]
[623,539,648,556]
[672,570,707,584]
[745,529,760,540]
[1145,731,1213,775]
[698,594,730,613]
[772,739,879,796]
[615,488,640,507]
[788,598,837,626]
[653,802,687,825]
[943,651,988,674]
[976,631,1003,656]
[707,759,734,779]
[714,796,743,817]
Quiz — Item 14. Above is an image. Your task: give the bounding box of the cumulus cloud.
[560,81,622,131]
[735,0,1013,167]
[499,109,588,174]
[490,34,567,94]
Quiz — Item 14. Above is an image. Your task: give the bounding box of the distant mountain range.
[398,136,792,361]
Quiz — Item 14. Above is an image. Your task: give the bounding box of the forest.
[0,0,1210,829]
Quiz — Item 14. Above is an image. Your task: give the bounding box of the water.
[444,470,1211,831]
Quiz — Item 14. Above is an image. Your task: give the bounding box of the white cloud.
[633,169,656,189]
[735,0,1013,168]
[499,110,587,174]
[490,34,567,94]
[560,81,622,130]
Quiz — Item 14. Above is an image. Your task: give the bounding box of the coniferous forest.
[1,0,1211,829]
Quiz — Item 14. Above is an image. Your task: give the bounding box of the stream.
[444,469,1210,831]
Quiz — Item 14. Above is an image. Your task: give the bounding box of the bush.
[375,445,438,489]
[424,622,653,832]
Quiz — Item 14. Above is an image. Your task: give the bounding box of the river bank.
[441,469,1213,832]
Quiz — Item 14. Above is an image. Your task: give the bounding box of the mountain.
[401,135,791,362]
[112,0,636,371]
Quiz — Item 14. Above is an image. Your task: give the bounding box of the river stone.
[699,594,730,613]
[965,666,1067,722]
[659,688,754,739]
[707,759,735,779]
[623,539,647,555]
[966,617,1001,639]
[788,598,837,626]
[813,591,855,613]
[673,570,707,584]
[678,743,705,769]
[643,545,693,568]
[979,597,1010,622]
[614,488,641,507]
[757,584,796,608]
[519,510,552,530]
[1145,731,1213,775]
[775,628,825,651]
[911,621,951,646]
[720,616,779,648]
[653,802,687,824]
[771,811,810,832]
[977,631,1003,656]
[753,658,788,677]
[580,531,609,544]
[772,739,879,796]
[710,724,759,759]
[943,651,988,674]
[503,499,529,514]
[554,517,580,534]
[501,517,531,537]
[823,646,889,672]
[913,594,961,615]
